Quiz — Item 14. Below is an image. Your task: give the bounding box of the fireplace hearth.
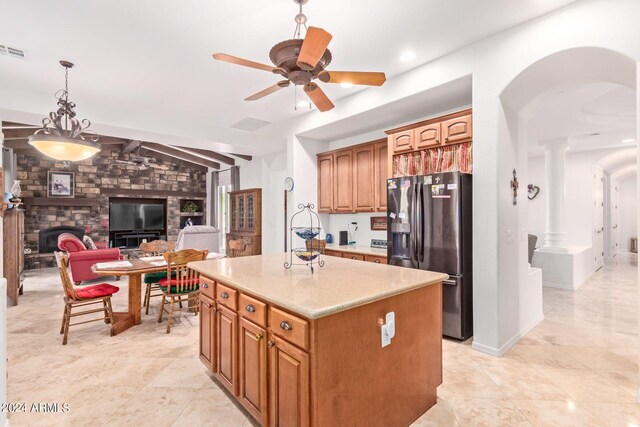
[39,226,84,253]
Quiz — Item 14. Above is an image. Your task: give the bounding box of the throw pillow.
[83,235,97,250]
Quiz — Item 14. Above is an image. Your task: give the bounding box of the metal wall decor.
[510,169,519,205]
[527,184,540,200]
[284,203,324,273]
[28,60,101,162]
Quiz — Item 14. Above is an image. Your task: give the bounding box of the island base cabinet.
[216,304,238,395]
[199,294,216,373]
[239,318,268,426]
[268,335,310,427]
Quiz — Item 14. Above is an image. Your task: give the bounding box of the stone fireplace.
[38,226,84,253]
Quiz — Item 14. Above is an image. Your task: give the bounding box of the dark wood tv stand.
[111,231,162,249]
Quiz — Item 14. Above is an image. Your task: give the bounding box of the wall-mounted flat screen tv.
[109,202,165,231]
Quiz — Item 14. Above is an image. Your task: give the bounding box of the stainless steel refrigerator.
[387,172,473,340]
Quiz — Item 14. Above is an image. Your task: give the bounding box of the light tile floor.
[6,254,640,426]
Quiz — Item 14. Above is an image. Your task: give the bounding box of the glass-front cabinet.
[227,188,262,256]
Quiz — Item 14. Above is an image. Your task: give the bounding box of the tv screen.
[109,203,164,231]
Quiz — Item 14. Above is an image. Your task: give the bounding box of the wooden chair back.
[162,249,208,295]
[55,251,78,301]
[228,239,246,258]
[140,240,176,256]
[305,238,327,253]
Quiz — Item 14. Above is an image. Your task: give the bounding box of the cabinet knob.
[255,332,263,341]
[267,340,275,348]
[445,137,449,142]
[375,259,381,263]
[220,292,229,299]
[245,304,256,313]
[201,283,208,289]
[351,256,357,260]
[279,320,293,331]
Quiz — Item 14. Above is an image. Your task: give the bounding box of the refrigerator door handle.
[411,183,418,262]
[418,183,425,262]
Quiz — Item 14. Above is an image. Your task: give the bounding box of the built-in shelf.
[22,197,99,208]
[179,212,205,217]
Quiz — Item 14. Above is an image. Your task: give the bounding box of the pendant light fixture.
[28,60,101,162]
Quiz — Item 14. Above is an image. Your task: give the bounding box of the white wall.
[618,174,638,251]
[527,147,632,248]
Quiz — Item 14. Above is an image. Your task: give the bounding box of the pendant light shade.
[28,60,101,161]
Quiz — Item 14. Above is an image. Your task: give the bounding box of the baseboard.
[574,269,596,291]
[471,313,544,358]
[542,281,574,290]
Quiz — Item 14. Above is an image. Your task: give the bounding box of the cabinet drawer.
[269,307,309,350]
[324,250,343,258]
[216,283,238,310]
[344,253,365,261]
[239,293,267,328]
[200,276,216,300]
[365,255,387,264]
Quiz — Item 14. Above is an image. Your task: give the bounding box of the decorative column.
[540,137,569,252]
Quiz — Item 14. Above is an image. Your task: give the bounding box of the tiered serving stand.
[284,203,324,274]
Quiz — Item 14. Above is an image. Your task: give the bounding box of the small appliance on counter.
[339,231,348,245]
[370,239,387,249]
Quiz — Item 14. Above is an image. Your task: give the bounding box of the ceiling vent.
[0,45,25,59]
[230,117,270,132]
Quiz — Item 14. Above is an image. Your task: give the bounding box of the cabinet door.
[237,194,246,231]
[389,130,414,154]
[334,149,353,213]
[317,154,334,213]
[268,335,310,427]
[353,145,375,212]
[239,318,268,425]
[230,195,238,232]
[374,141,388,212]
[199,295,216,373]
[246,192,256,232]
[216,304,238,395]
[415,123,441,149]
[442,114,472,144]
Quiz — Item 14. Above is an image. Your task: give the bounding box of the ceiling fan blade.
[304,83,334,112]
[297,27,332,71]
[213,53,278,73]
[318,71,386,86]
[245,80,290,101]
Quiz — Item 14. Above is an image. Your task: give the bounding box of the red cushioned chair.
[55,251,120,345]
[57,233,122,285]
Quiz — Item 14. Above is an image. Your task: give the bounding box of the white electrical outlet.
[381,312,396,348]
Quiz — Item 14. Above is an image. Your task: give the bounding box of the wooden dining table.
[92,258,165,335]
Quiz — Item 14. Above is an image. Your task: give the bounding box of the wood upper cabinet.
[352,145,375,212]
[216,304,238,395]
[317,153,334,213]
[268,335,310,427]
[415,123,441,149]
[199,294,216,373]
[239,318,268,425]
[374,140,388,212]
[442,113,472,144]
[389,130,414,154]
[334,149,353,213]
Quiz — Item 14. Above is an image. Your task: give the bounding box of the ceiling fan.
[115,145,165,170]
[212,0,386,112]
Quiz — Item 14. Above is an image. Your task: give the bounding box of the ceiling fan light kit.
[28,60,101,162]
[212,0,386,112]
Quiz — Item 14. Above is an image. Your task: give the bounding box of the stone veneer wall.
[17,146,207,269]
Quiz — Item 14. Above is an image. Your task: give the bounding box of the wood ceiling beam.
[141,142,221,170]
[172,146,235,165]
[122,140,141,153]
[229,152,253,161]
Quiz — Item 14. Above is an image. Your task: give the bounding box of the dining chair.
[157,248,208,333]
[140,240,176,315]
[55,251,120,345]
[305,238,327,254]
[228,238,247,257]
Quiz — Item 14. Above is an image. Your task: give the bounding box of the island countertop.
[188,253,447,319]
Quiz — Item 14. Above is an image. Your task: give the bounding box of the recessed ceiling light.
[622,138,636,143]
[399,51,416,62]
[340,82,354,88]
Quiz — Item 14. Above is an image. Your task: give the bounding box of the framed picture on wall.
[370,216,387,231]
[48,171,74,198]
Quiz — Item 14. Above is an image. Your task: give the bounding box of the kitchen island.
[188,253,447,427]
